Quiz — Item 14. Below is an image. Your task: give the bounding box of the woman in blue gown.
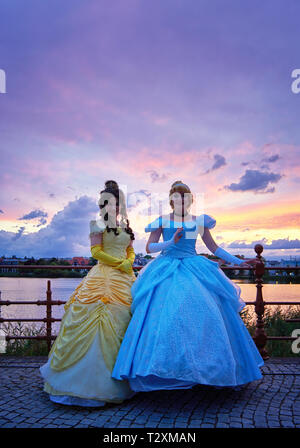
[111,180,264,391]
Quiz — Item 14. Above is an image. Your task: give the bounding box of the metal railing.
[0,244,299,360]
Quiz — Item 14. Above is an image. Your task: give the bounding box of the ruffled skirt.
[40,262,136,406]
[111,254,264,391]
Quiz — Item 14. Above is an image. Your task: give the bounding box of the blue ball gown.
[111,214,264,391]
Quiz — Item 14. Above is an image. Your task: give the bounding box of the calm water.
[0,277,299,334]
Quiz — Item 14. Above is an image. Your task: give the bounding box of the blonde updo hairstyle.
[169,180,193,211]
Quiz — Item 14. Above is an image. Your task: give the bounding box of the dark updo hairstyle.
[98,180,135,240]
[169,180,193,210]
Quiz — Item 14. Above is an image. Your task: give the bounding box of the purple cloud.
[0,196,98,258]
[19,210,48,220]
[228,238,300,250]
[224,169,283,193]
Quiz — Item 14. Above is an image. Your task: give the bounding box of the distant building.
[62,257,90,266]
[68,257,90,273]
[279,258,299,276]
[280,257,300,267]
[265,259,281,275]
[0,257,26,273]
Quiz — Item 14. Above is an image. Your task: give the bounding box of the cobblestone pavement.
[0,356,299,428]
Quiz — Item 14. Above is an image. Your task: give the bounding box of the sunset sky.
[0,0,299,260]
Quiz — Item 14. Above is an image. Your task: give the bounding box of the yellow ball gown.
[39,226,136,406]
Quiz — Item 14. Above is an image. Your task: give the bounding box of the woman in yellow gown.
[40,180,136,406]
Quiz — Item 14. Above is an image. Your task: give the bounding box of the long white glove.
[148,234,176,253]
[214,247,244,265]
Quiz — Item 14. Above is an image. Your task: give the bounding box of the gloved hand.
[91,244,135,275]
[126,246,136,265]
[148,234,176,253]
[147,228,183,253]
[118,246,136,274]
[118,259,134,274]
[90,244,124,268]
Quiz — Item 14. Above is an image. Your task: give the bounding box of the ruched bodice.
[161,219,198,258]
[102,228,132,259]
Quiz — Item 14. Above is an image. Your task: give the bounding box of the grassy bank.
[240,304,300,357]
[1,322,49,356]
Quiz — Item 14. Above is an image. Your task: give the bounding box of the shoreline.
[0,274,300,283]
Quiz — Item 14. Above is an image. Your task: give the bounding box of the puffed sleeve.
[145,216,163,232]
[89,218,106,234]
[197,214,216,229]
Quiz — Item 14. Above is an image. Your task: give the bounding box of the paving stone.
[190,419,202,425]
[0,357,299,428]
[144,422,159,427]
[230,422,243,427]
[157,423,175,427]
[2,422,18,428]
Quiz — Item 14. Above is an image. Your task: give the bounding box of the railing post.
[253,244,269,360]
[46,280,52,354]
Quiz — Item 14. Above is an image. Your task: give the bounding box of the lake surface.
[0,277,299,334]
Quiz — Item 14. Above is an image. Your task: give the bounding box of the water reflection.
[0,277,299,334]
